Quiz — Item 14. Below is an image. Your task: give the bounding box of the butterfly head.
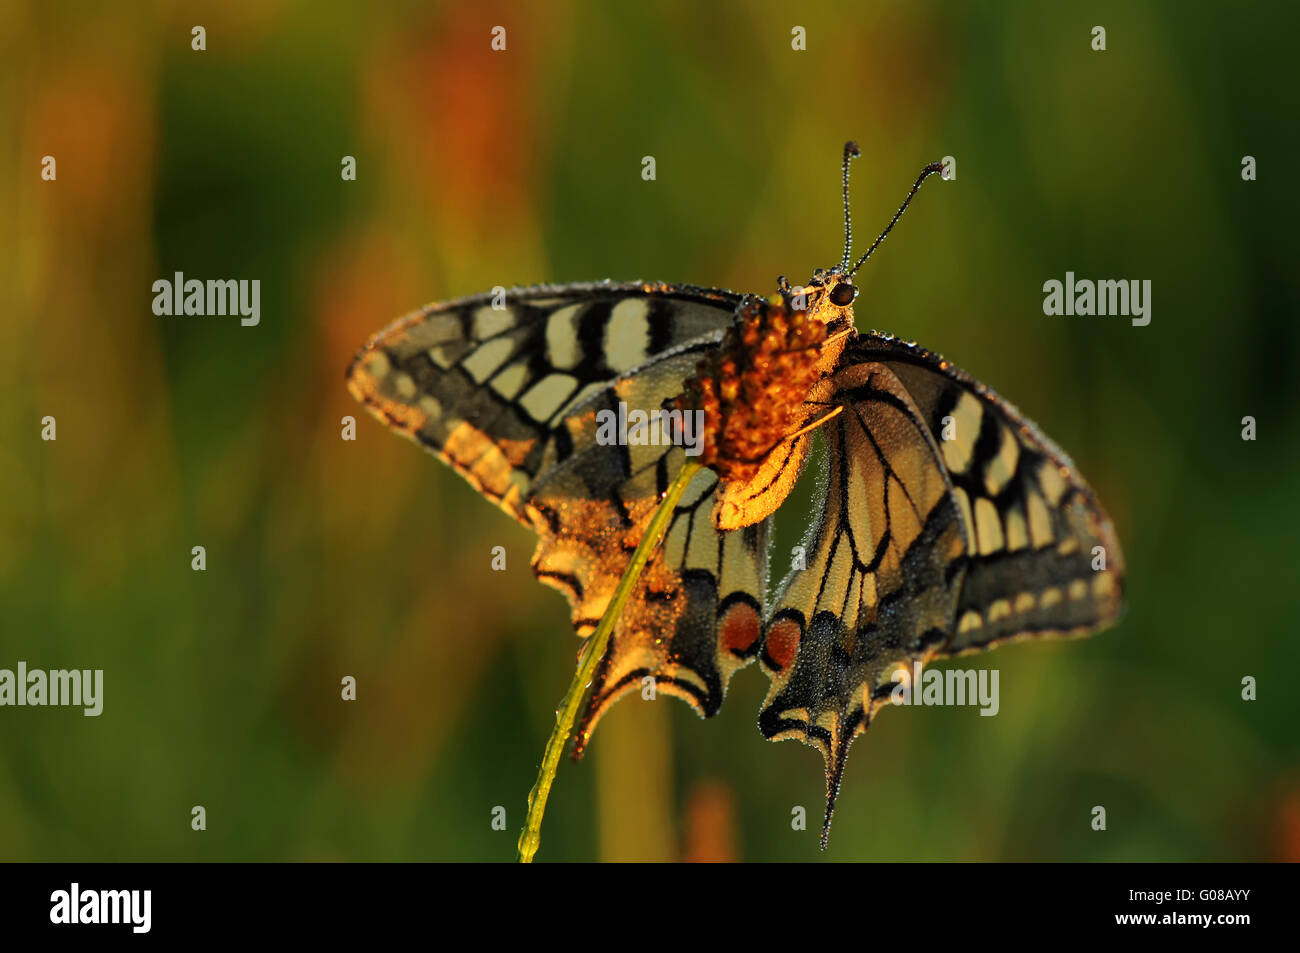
[775,268,858,335]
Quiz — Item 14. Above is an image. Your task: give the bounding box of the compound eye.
[829,282,857,306]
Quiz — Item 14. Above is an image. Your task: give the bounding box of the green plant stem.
[517,459,702,863]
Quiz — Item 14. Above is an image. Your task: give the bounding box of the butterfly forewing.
[866,334,1125,651]
[347,281,742,521]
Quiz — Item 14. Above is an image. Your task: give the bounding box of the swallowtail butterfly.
[347,144,1125,848]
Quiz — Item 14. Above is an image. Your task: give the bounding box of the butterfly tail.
[820,728,856,850]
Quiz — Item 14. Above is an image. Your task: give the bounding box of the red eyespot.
[720,601,761,656]
[764,617,803,672]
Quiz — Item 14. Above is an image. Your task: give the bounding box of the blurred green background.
[2,0,1297,862]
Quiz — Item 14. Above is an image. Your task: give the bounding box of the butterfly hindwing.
[758,359,968,837]
[519,344,768,748]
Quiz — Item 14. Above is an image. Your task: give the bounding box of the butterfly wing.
[868,333,1125,650]
[759,335,1124,845]
[517,338,769,751]
[347,281,741,521]
[347,282,767,747]
[758,357,968,844]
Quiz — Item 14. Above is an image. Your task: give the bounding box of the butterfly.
[346,143,1125,849]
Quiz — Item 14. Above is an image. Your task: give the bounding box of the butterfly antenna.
[839,141,862,273]
[848,161,945,277]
